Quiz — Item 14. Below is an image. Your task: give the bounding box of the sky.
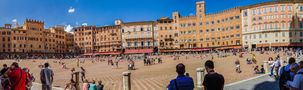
[0,0,272,32]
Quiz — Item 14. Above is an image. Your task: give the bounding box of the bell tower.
[196,0,205,18]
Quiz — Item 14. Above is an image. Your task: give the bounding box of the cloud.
[12,19,17,23]
[82,23,88,26]
[64,25,73,32]
[68,7,75,13]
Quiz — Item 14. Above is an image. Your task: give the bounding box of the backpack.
[26,73,34,89]
[279,66,292,89]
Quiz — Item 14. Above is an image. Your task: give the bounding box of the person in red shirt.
[7,62,27,90]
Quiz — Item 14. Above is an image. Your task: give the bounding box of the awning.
[191,48,210,51]
[124,49,153,54]
[82,53,93,56]
[95,52,121,55]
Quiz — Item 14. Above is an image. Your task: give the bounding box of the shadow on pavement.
[253,80,279,90]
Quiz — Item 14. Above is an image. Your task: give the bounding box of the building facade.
[0,19,74,55]
[242,1,303,50]
[121,21,158,54]
[95,25,122,54]
[173,1,242,51]
[157,17,180,52]
[73,26,96,54]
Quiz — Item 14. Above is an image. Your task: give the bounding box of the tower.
[196,0,205,18]
[172,12,180,24]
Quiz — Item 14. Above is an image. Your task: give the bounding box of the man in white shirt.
[287,61,303,90]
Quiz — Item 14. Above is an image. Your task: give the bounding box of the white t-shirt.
[273,60,280,68]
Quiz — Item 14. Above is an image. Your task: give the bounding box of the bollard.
[75,72,80,90]
[196,68,205,90]
[263,61,269,74]
[122,72,131,90]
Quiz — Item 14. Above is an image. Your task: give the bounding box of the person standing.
[96,80,104,90]
[40,63,54,90]
[287,61,303,90]
[82,79,89,90]
[89,80,97,90]
[7,62,27,90]
[0,64,8,76]
[167,63,194,90]
[279,57,296,90]
[203,60,225,90]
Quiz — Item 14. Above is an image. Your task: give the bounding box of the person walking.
[7,62,27,90]
[167,63,194,90]
[203,60,225,90]
[40,63,54,90]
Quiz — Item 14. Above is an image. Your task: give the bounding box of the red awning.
[124,49,153,54]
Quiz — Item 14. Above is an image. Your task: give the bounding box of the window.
[230,17,234,21]
[236,34,240,38]
[264,7,267,13]
[236,25,240,29]
[281,6,285,11]
[200,30,203,33]
[300,32,303,37]
[300,6,303,11]
[134,42,138,46]
[127,42,131,46]
[243,11,248,17]
[199,22,203,26]
[200,38,203,41]
[230,26,234,30]
[235,16,240,19]
[282,32,285,37]
[269,7,272,12]
[147,41,151,46]
[140,27,144,31]
[288,5,292,11]
[141,41,144,46]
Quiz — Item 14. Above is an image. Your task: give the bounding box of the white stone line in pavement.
[225,74,268,87]
[32,82,64,90]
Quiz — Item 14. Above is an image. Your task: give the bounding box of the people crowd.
[0,47,303,90]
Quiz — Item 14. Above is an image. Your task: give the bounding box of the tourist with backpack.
[7,62,27,90]
[167,63,194,90]
[287,61,303,90]
[279,57,296,90]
